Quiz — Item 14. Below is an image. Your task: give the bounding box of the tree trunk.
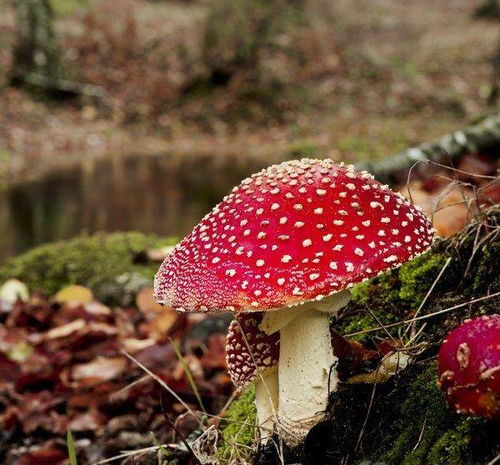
[10,0,60,86]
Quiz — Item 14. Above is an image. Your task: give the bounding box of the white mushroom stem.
[254,368,279,443]
[261,289,351,444]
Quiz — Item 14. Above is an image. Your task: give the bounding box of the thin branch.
[345,291,500,337]
[121,350,202,427]
[404,257,452,337]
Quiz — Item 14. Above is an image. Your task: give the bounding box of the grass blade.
[67,430,78,465]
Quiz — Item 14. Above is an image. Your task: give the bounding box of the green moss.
[340,270,406,344]
[472,241,500,295]
[216,386,257,464]
[399,252,447,306]
[380,364,453,464]
[0,232,176,304]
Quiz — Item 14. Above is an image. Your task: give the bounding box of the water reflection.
[0,153,264,262]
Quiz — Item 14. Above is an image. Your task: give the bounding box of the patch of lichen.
[0,232,176,304]
[216,386,257,464]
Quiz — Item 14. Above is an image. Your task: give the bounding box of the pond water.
[0,153,266,263]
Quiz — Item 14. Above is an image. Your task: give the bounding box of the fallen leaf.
[0,279,29,307]
[71,356,128,383]
[54,285,93,304]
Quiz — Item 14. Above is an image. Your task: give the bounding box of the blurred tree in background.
[10,0,60,86]
[202,0,304,85]
[475,0,500,19]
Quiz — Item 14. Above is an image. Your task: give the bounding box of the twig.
[364,305,398,344]
[353,366,379,454]
[111,374,149,398]
[488,453,500,465]
[121,350,202,427]
[159,392,203,465]
[345,291,500,337]
[411,414,428,453]
[91,444,180,465]
[170,338,207,413]
[404,257,452,338]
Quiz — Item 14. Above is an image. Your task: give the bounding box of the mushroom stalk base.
[255,368,279,443]
[277,308,338,444]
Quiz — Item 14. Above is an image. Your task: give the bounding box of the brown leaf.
[135,286,164,314]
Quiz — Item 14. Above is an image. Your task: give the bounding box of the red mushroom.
[226,313,280,441]
[154,159,434,442]
[438,314,500,419]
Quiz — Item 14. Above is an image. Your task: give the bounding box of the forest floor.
[0,0,499,185]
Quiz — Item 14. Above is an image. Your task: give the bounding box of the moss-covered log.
[218,207,500,465]
[0,232,175,305]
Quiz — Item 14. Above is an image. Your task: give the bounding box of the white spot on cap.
[302,239,312,247]
[281,255,292,263]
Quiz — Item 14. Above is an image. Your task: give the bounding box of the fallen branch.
[357,112,500,183]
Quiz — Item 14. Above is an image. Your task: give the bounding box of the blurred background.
[0,0,499,260]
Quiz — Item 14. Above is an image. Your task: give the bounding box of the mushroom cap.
[226,313,280,390]
[438,314,500,419]
[154,159,434,312]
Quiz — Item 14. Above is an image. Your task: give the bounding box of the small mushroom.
[438,314,500,419]
[154,159,434,442]
[226,313,280,442]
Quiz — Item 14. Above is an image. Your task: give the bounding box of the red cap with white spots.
[226,313,280,390]
[154,159,434,312]
[438,314,500,419]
